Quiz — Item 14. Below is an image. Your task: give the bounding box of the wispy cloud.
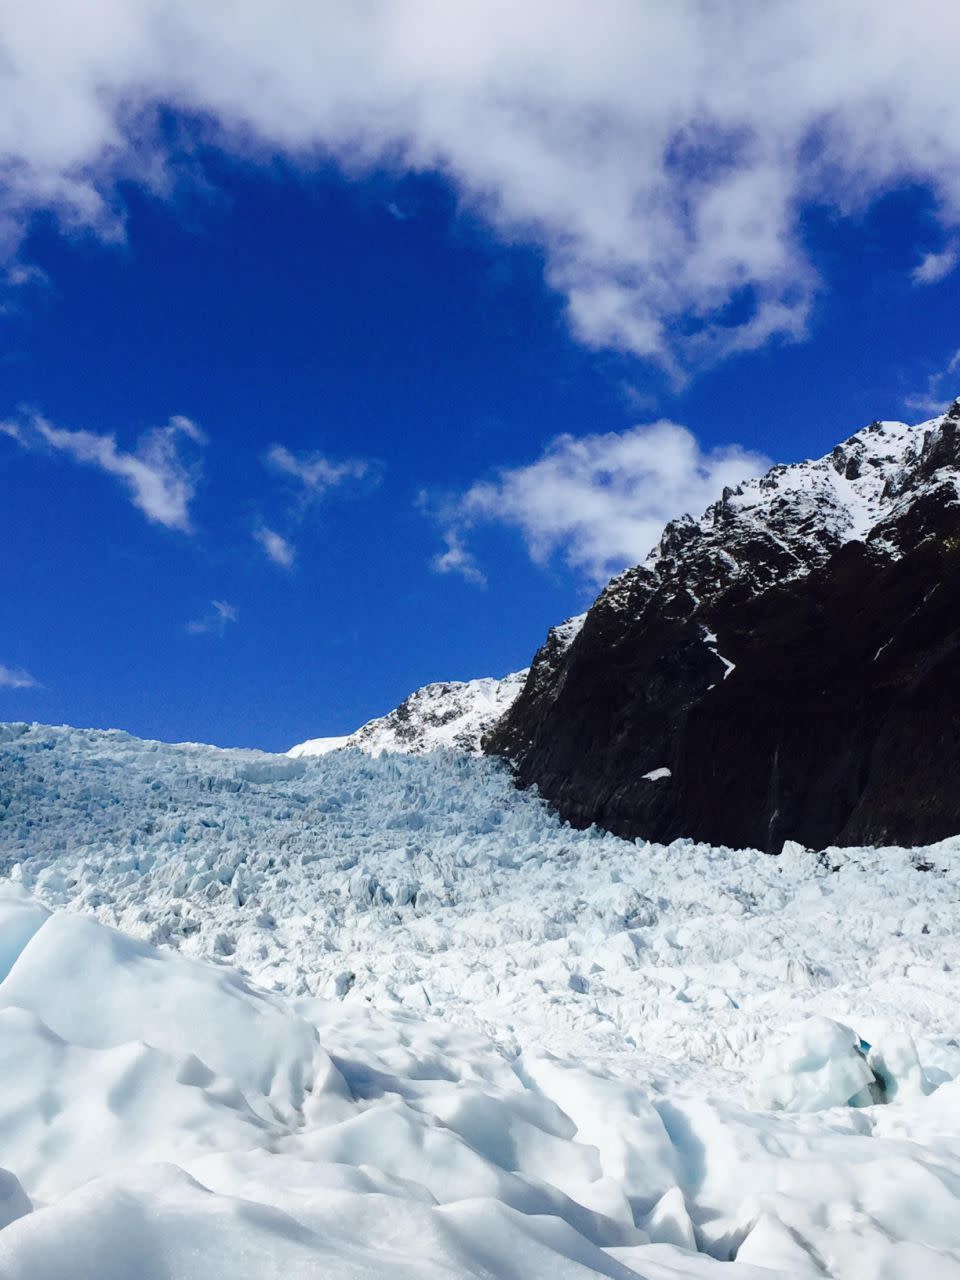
[4,8,960,373]
[912,246,959,286]
[5,263,48,289]
[265,445,369,497]
[0,263,49,317]
[185,599,238,636]
[1,412,206,532]
[903,349,960,418]
[257,444,378,567]
[254,525,296,570]
[0,662,39,689]
[431,528,487,588]
[431,421,770,586]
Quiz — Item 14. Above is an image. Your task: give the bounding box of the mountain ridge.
[287,617,587,759]
[487,401,960,850]
[287,402,960,851]
[287,669,529,758]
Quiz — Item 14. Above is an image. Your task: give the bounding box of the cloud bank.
[435,421,770,585]
[2,3,960,371]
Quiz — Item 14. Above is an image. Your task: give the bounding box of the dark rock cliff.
[486,407,960,851]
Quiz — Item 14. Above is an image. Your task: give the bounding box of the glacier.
[2,722,960,1276]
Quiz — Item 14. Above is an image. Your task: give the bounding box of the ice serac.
[487,402,960,852]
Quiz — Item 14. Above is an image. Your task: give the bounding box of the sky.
[3,2,960,750]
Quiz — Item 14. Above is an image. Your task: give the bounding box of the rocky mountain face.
[288,670,529,758]
[486,404,960,852]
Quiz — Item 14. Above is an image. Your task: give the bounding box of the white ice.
[2,721,960,1276]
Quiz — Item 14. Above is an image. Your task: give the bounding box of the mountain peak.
[487,404,960,851]
[288,671,529,759]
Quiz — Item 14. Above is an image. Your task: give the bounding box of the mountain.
[288,669,529,758]
[288,616,587,759]
[486,402,960,852]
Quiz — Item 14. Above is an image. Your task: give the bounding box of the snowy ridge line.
[288,614,586,759]
[288,670,529,758]
[488,400,960,850]
[292,406,960,770]
[602,404,960,617]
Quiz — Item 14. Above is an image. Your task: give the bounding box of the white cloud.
[186,598,238,635]
[212,598,237,623]
[254,525,295,569]
[0,262,49,315]
[0,662,39,689]
[435,421,770,585]
[912,246,958,286]
[432,528,486,587]
[5,263,47,288]
[3,411,205,531]
[265,445,369,497]
[3,5,960,370]
[258,444,377,569]
[902,348,960,418]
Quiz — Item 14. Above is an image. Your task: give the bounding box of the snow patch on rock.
[289,670,528,758]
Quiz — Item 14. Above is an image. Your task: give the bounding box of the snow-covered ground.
[2,721,960,1277]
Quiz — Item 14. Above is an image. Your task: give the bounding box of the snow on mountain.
[585,406,959,622]
[288,670,529,758]
[287,614,586,760]
[490,403,960,849]
[3,721,960,1275]
[295,409,957,771]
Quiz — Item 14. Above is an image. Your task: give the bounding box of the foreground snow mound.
[0,909,335,1125]
[1,898,960,1277]
[754,1016,879,1112]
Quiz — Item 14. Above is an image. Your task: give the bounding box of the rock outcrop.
[486,405,960,851]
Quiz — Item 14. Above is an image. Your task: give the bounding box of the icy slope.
[0,865,960,1274]
[2,721,959,1072]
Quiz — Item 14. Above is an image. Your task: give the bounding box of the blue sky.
[2,5,960,749]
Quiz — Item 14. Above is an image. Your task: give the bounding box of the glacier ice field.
[1,721,960,1276]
